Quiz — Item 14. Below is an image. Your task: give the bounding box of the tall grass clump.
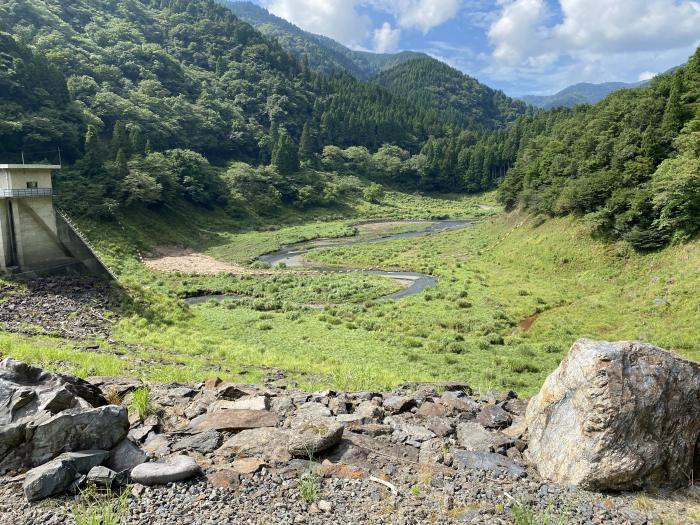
[71,483,130,525]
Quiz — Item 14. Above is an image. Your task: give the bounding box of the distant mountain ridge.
[375,57,526,130]
[521,81,647,109]
[222,1,426,79]
[223,1,526,130]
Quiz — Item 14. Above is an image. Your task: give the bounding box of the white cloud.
[488,0,550,65]
[368,0,463,33]
[486,0,700,93]
[373,22,402,53]
[264,0,371,47]
[638,71,658,82]
[489,0,700,66]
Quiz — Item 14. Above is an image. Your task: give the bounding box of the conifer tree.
[84,124,105,163]
[662,75,684,135]
[272,130,300,175]
[299,121,316,163]
[110,121,129,158]
[115,149,128,181]
[129,127,144,156]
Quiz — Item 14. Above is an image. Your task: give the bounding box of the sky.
[252,0,700,96]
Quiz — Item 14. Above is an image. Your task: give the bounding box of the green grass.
[298,472,321,503]
[71,483,130,525]
[1,190,698,396]
[129,386,156,422]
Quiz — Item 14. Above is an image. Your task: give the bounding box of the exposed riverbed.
[186,219,476,305]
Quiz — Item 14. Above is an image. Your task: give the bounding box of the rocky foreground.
[0,277,116,339]
[0,340,699,524]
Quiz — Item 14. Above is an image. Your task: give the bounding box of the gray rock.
[328,396,349,415]
[382,395,416,414]
[456,422,509,452]
[526,339,700,490]
[56,450,110,473]
[216,427,291,464]
[288,417,344,457]
[86,465,118,487]
[418,438,447,464]
[23,450,108,501]
[172,430,221,454]
[270,396,295,414]
[425,417,453,437]
[107,439,147,473]
[354,401,383,420]
[0,358,106,427]
[215,383,257,400]
[86,376,144,398]
[130,455,201,485]
[296,402,332,418]
[475,405,512,429]
[399,424,435,443]
[29,405,128,467]
[23,458,76,501]
[453,450,526,478]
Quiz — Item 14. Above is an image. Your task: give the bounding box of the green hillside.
[375,57,527,130]
[499,48,700,250]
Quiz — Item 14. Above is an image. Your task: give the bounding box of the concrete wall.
[55,212,113,278]
[0,200,10,269]
[11,197,66,269]
[0,166,56,190]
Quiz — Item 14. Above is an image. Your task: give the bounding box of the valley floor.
[0,191,698,397]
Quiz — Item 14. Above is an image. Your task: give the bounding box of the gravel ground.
[0,276,117,338]
[2,458,697,524]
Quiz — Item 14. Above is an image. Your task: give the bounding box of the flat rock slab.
[216,428,291,464]
[231,457,264,474]
[130,455,200,486]
[453,450,525,478]
[172,430,221,454]
[288,417,344,457]
[187,409,279,433]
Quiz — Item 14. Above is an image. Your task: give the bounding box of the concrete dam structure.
[0,164,113,279]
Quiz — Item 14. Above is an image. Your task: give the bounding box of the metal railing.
[54,207,118,281]
[0,188,53,198]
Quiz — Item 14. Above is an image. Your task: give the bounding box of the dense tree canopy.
[498,47,700,250]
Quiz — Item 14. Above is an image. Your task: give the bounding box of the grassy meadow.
[1,189,698,396]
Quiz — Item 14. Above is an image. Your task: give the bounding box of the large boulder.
[29,406,128,467]
[526,339,700,490]
[0,359,107,427]
[23,450,109,501]
[0,359,127,472]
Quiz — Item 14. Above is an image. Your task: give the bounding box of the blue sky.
[252,0,700,96]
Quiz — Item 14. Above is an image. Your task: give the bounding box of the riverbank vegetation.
[2,202,697,395]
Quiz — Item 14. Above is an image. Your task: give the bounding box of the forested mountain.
[521,81,646,109]
[499,48,700,250]
[0,0,460,216]
[223,1,424,80]
[0,33,83,163]
[375,57,527,130]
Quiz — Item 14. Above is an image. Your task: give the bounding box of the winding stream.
[185,219,476,305]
